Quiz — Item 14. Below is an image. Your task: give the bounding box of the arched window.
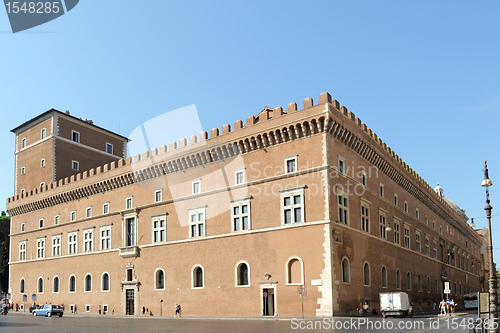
[85,274,92,292]
[192,266,204,288]
[406,272,411,291]
[53,276,60,293]
[418,274,421,292]
[286,257,304,285]
[69,275,76,292]
[363,262,370,286]
[396,269,401,289]
[37,277,44,293]
[102,273,110,291]
[236,262,249,286]
[155,269,165,290]
[342,257,350,283]
[381,267,387,288]
[20,278,25,293]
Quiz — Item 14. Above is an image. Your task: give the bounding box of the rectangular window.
[86,207,92,218]
[425,235,430,256]
[379,184,384,197]
[361,172,367,186]
[416,232,421,252]
[125,217,136,246]
[189,208,206,237]
[72,130,80,143]
[404,224,411,249]
[22,138,26,148]
[54,215,60,225]
[155,189,162,203]
[103,202,109,214]
[126,197,133,209]
[404,201,408,213]
[19,241,27,261]
[285,155,297,174]
[232,200,251,231]
[83,229,93,252]
[192,180,201,195]
[41,128,46,139]
[379,212,386,239]
[235,169,245,185]
[152,216,167,243]
[425,215,428,225]
[39,218,44,228]
[68,232,78,254]
[100,226,111,250]
[37,238,45,258]
[106,143,113,154]
[394,219,400,245]
[21,222,26,232]
[41,158,45,168]
[433,240,437,258]
[70,210,76,222]
[361,202,370,232]
[415,208,419,220]
[72,161,79,171]
[52,235,61,256]
[338,192,348,225]
[282,189,305,224]
[338,156,345,174]
[394,194,398,206]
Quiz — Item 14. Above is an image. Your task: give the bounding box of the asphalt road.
[0,311,485,333]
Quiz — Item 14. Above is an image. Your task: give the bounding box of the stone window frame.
[86,206,92,218]
[284,155,297,174]
[19,240,27,261]
[103,202,109,215]
[338,156,345,175]
[72,160,79,171]
[360,200,370,233]
[404,223,411,249]
[363,261,371,286]
[154,268,166,290]
[231,198,251,231]
[192,179,201,195]
[83,228,94,253]
[341,257,350,284]
[378,210,387,240]
[337,187,349,225]
[36,237,45,259]
[152,215,167,243]
[235,169,245,185]
[100,226,112,250]
[189,207,206,238]
[101,272,110,292]
[53,275,60,293]
[84,273,93,292]
[69,275,76,293]
[72,130,80,143]
[235,260,251,288]
[41,158,45,168]
[52,234,61,257]
[106,142,113,155]
[41,128,46,140]
[280,186,305,225]
[68,231,78,254]
[191,265,205,289]
[154,189,162,203]
[381,266,388,288]
[54,214,60,225]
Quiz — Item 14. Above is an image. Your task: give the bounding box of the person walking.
[142,306,146,316]
[74,304,77,314]
[439,299,446,315]
[175,304,180,317]
[99,305,101,315]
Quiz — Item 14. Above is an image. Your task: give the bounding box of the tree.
[0,215,10,294]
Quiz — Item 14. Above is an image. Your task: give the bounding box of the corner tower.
[11,109,128,195]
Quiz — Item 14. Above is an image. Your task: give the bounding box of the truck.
[379,292,413,318]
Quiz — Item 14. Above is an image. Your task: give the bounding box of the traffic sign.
[263,291,268,298]
[297,285,307,297]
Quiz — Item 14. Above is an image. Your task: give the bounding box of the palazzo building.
[7,93,482,317]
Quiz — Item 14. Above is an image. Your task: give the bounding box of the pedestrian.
[362,301,369,317]
[178,304,181,318]
[112,309,114,315]
[175,304,179,317]
[142,306,146,316]
[433,302,436,310]
[62,303,65,312]
[451,299,456,314]
[439,299,446,315]
[74,304,77,314]
[99,305,101,315]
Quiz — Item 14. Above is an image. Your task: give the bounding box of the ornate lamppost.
[481,161,497,332]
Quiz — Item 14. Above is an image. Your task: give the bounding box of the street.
[0,311,482,333]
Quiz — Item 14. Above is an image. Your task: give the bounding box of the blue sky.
[1,1,500,261]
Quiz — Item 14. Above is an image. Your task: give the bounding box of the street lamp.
[481,160,497,332]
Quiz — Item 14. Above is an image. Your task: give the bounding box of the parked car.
[33,304,64,317]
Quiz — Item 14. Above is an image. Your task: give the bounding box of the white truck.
[379,292,413,318]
